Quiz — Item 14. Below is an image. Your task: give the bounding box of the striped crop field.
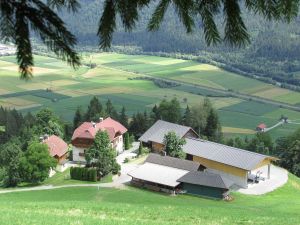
[0,53,300,139]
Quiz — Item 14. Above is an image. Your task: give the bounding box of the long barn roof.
[139,120,196,144]
[128,162,189,187]
[145,153,200,171]
[183,138,278,171]
[177,171,234,189]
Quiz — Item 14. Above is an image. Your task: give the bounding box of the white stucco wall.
[72,146,86,162]
[115,135,124,154]
[72,135,124,162]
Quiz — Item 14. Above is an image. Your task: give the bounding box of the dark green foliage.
[276,129,300,176]
[163,131,186,159]
[225,132,273,155]
[73,107,83,129]
[98,0,298,49]
[111,161,121,175]
[204,108,222,142]
[105,99,119,120]
[182,106,192,127]
[85,96,103,121]
[138,142,143,156]
[36,108,64,137]
[124,132,130,150]
[156,98,181,123]
[70,167,98,182]
[0,107,24,144]
[85,131,119,177]
[129,111,151,137]
[0,0,80,79]
[0,141,23,187]
[20,142,57,184]
[119,107,128,128]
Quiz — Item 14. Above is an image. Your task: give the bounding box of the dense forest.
[55,0,300,88]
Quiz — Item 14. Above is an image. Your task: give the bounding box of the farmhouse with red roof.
[42,135,69,165]
[71,117,127,162]
[256,123,267,132]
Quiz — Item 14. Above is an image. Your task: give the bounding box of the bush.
[70,167,98,182]
[112,162,121,175]
[138,143,150,156]
[123,158,130,163]
[89,169,97,182]
[124,133,130,150]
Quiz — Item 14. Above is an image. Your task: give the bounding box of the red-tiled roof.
[44,135,68,157]
[72,117,127,142]
[257,123,266,129]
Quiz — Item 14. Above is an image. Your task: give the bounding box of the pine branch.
[98,0,117,50]
[47,0,80,12]
[148,0,171,31]
[223,0,250,47]
[197,0,221,45]
[15,2,33,80]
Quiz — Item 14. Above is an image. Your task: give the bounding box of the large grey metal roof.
[183,138,277,171]
[128,162,189,187]
[139,120,194,144]
[145,153,200,171]
[177,171,234,189]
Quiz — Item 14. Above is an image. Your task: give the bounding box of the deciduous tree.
[163,131,186,159]
[20,142,56,184]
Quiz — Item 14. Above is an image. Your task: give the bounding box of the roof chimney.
[92,122,96,128]
[99,117,104,122]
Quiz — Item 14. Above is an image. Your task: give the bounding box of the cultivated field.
[88,53,300,105]
[0,53,300,139]
[0,174,299,225]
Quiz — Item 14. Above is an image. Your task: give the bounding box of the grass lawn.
[0,168,113,190]
[0,174,299,225]
[43,168,113,186]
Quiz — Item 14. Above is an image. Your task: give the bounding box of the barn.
[183,138,278,188]
[128,154,233,199]
[139,120,198,152]
[128,154,200,194]
[177,171,233,199]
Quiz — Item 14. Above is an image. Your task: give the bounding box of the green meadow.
[0,174,299,225]
[0,53,300,139]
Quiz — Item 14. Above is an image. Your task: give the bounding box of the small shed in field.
[177,171,234,199]
[256,123,267,132]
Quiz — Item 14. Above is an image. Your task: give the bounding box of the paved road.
[0,143,141,194]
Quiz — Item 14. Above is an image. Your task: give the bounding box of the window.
[79,150,86,157]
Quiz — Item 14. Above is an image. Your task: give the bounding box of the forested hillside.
[58,0,300,88]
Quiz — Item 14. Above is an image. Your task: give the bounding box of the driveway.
[238,165,288,195]
[113,142,140,186]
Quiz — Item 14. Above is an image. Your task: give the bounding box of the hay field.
[90,53,300,105]
[1,53,300,139]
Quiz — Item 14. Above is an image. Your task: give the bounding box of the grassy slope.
[0,174,299,225]
[0,169,113,190]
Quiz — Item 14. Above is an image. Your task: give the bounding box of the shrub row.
[70,167,97,182]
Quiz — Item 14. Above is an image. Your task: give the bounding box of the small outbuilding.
[177,171,234,199]
[128,154,200,194]
[43,135,69,165]
[256,123,267,132]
